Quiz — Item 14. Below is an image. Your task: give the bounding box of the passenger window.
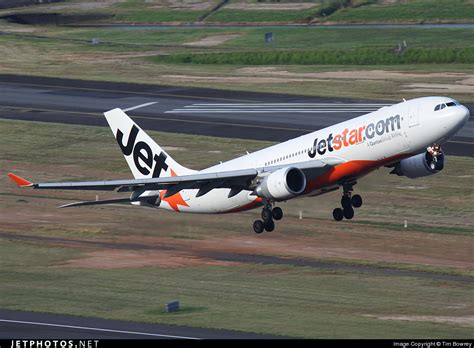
[434,104,440,111]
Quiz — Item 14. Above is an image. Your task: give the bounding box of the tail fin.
[104,108,195,179]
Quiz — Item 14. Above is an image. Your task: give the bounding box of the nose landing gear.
[333,182,363,221]
[253,201,283,234]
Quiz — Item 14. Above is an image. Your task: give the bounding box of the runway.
[0,74,472,157]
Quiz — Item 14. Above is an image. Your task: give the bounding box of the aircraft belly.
[166,189,255,214]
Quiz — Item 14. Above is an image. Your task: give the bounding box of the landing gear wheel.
[341,195,352,209]
[333,208,344,221]
[351,194,363,208]
[264,219,275,232]
[343,207,354,220]
[261,208,272,223]
[253,220,264,234]
[272,207,283,221]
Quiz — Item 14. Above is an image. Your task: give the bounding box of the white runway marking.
[192,103,390,106]
[0,319,200,339]
[166,103,391,114]
[167,109,381,113]
[123,102,158,112]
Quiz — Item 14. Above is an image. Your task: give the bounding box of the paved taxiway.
[0,309,282,339]
[0,74,472,157]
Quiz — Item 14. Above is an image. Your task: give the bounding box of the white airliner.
[8,96,469,233]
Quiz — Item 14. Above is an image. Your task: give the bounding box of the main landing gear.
[332,182,363,222]
[253,201,283,234]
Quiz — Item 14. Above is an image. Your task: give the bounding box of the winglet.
[7,173,33,187]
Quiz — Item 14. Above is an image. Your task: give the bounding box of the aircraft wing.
[8,157,343,207]
[7,168,258,192]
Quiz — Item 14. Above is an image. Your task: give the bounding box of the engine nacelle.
[255,167,306,201]
[392,151,445,179]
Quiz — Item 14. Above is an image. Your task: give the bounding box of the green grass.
[326,0,474,23]
[222,27,474,50]
[154,47,474,65]
[207,8,317,23]
[114,10,207,23]
[2,0,474,24]
[111,0,209,23]
[0,240,472,338]
[46,26,474,51]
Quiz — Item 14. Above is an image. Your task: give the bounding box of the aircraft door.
[408,103,420,127]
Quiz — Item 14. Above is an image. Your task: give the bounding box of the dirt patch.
[162,145,186,151]
[41,0,127,12]
[225,3,316,10]
[367,315,474,328]
[183,34,241,47]
[62,249,239,269]
[163,74,319,84]
[237,67,470,81]
[150,0,216,10]
[401,83,474,94]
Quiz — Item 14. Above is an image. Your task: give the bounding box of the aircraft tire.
[343,207,354,220]
[264,219,275,232]
[341,195,352,209]
[261,208,272,222]
[351,194,363,208]
[272,207,283,221]
[253,220,265,234]
[333,208,344,221]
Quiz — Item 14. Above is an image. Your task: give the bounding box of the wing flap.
[59,197,133,208]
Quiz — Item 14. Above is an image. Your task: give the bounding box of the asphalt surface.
[0,309,283,339]
[0,74,472,157]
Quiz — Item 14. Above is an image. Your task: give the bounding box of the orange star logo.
[160,169,190,212]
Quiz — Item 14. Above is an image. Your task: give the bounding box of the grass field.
[155,47,474,65]
[1,241,473,339]
[0,21,473,102]
[1,0,473,24]
[327,0,474,23]
[0,119,473,338]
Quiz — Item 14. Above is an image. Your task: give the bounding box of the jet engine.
[391,145,445,179]
[255,167,306,201]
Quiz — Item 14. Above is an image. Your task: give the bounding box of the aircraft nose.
[459,105,470,124]
[453,104,471,128]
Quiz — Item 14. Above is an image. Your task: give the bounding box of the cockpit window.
[434,102,457,111]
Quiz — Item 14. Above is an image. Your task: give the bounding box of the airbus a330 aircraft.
[8,96,469,233]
